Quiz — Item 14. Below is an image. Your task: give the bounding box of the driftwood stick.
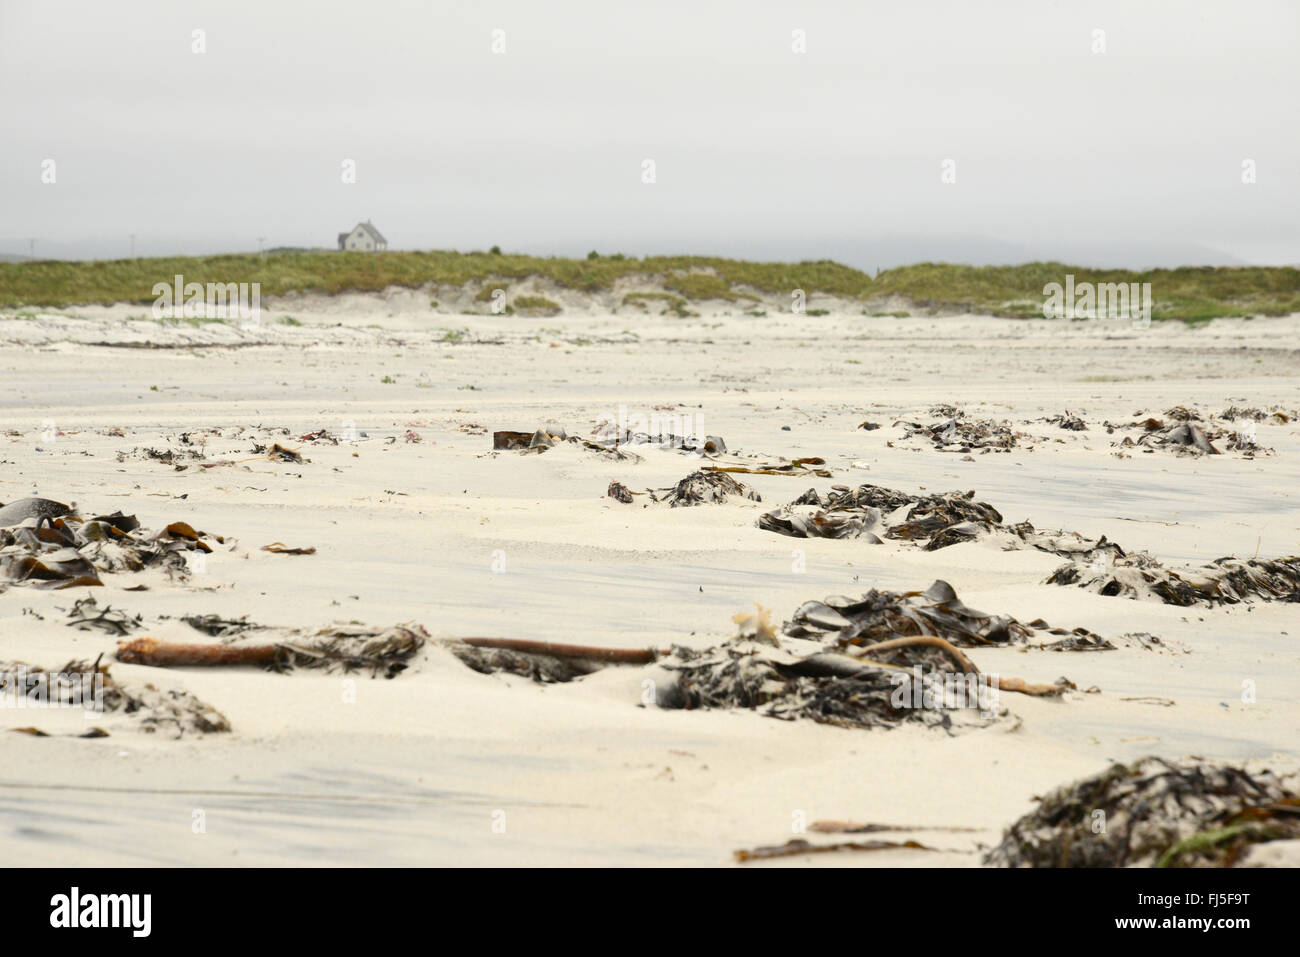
[116,637,277,667]
[986,675,1066,697]
[848,635,978,674]
[455,637,660,665]
[117,636,660,669]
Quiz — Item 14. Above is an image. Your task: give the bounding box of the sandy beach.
[1,298,1297,866]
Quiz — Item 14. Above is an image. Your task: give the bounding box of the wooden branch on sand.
[116,635,659,669]
[116,637,277,667]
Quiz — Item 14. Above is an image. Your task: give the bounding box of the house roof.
[353,221,386,244]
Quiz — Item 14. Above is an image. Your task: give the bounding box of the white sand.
[1,300,1297,865]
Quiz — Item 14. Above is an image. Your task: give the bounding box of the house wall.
[342,227,386,251]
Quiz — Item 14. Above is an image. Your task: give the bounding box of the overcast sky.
[2,0,1296,268]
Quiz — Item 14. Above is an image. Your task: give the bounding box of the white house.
[337,221,388,252]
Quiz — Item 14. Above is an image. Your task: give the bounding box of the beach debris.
[1045,412,1088,431]
[445,637,658,683]
[858,421,881,431]
[0,656,230,738]
[650,470,760,507]
[651,641,1008,732]
[0,497,73,527]
[599,428,728,456]
[177,613,259,637]
[492,426,641,461]
[117,623,427,678]
[1112,405,1282,457]
[1047,553,1300,606]
[760,485,1001,548]
[606,480,635,503]
[731,603,779,646]
[735,837,938,863]
[808,819,980,834]
[762,483,1300,607]
[703,458,831,478]
[261,542,317,555]
[0,498,224,588]
[784,580,1024,648]
[1218,405,1294,424]
[1118,420,1220,455]
[64,596,142,636]
[782,579,1114,659]
[259,443,304,463]
[984,756,1300,868]
[894,409,1031,453]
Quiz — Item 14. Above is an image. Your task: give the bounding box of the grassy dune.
[871,262,1300,322]
[1,250,1297,322]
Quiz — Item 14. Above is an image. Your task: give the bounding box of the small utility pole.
[257,236,265,259]
[129,234,136,258]
[29,239,35,260]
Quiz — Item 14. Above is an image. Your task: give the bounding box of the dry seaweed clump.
[760,484,1003,548]
[984,757,1300,868]
[1112,405,1278,457]
[1048,552,1300,606]
[781,579,1109,651]
[1044,412,1087,431]
[0,497,224,589]
[1218,405,1294,424]
[652,470,760,507]
[651,642,1007,734]
[605,471,760,506]
[759,483,1300,607]
[1,657,230,738]
[893,409,1031,453]
[492,425,641,461]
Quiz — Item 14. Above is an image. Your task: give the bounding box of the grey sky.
[2,0,1296,268]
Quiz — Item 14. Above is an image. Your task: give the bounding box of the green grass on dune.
[869,262,1300,320]
[0,251,871,307]
[1,251,1297,322]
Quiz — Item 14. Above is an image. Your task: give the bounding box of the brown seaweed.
[783,580,1035,649]
[984,756,1300,868]
[0,657,230,738]
[64,596,142,636]
[650,470,760,507]
[894,411,1030,453]
[0,499,226,589]
[493,425,643,461]
[652,642,1010,733]
[606,481,635,503]
[760,485,1001,547]
[761,482,1300,607]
